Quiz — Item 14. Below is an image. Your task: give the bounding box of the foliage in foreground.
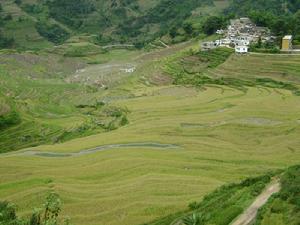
[0,193,70,225]
[255,165,300,225]
[144,173,273,225]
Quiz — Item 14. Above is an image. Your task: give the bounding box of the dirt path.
[231,179,280,225]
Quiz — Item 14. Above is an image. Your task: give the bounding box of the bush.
[0,110,21,130]
[0,192,70,225]
[0,201,18,224]
[251,181,267,196]
[0,34,14,49]
[188,201,199,210]
[255,165,300,225]
[214,206,243,225]
[36,21,70,44]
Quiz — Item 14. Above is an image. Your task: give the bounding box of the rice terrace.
[0,0,300,225]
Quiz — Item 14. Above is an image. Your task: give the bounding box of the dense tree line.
[118,0,213,45]
[46,0,96,28]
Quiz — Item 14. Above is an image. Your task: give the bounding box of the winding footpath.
[231,179,281,225]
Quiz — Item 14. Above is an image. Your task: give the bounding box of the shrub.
[182,213,204,225]
[0,201,18,224]
[36,22,70,44]
[0,110,21,130]
[213,206,243,225]
[188,201,199,210]
[0,192,70,225]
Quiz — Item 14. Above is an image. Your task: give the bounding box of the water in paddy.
[13,143,180,158]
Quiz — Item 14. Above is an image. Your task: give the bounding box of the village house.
[235,45,249,54]
[281,35,293,51]
[201,41,218,51]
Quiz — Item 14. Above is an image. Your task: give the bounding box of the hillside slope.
[0,0,218,49]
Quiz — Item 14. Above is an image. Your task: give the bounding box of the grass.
[0,41,299,225]
[164,48,300,95]
[144,173,274,225]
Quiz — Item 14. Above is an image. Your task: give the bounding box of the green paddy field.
[0,42,300,225]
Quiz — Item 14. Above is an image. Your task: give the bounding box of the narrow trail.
[231,179,280,225]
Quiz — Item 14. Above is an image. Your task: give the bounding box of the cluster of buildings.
[201,17,275,53]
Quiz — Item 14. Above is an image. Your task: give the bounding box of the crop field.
[0,43,300,225]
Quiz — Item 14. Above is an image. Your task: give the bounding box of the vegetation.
[164,48,300,95]
[35,22,70,44]
[0,33,14,49]
[0,109,21,130]
[249,38,280,53]
[46,0,96,28]
[227,0,300,41]
[255,165,300,225]
[0,52,130,153]
[0,29,299,225]
[0,192,71,225]
[0,0,226,49]
[144,174,273,225]
[202,16,227,35]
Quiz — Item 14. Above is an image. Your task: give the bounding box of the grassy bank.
[255,165,300,225]
[144,173,274,225]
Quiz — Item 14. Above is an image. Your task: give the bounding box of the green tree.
[0,192,67,225]
[203,16,225,35]
[14,0,22,5]
[183,22,193,35]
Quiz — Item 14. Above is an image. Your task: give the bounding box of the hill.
[0,40,300,224]
[0,0,222,49]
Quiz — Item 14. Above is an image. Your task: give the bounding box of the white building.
[235,45,248,53]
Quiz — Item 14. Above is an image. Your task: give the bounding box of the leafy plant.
[182,213,204,225]
[0,192,71,225]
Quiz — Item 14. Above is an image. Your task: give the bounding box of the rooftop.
[283,35,293,40]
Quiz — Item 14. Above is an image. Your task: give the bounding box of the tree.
[169,26,178,38]
[15,0,22,5]
[203,16,225,35]
[0,192,69,225]
[183,22,193,35]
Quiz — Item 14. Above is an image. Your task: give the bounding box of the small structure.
[216,29,225,35]
[120,66,136,73]
[282,35,293,51]
[235,45,248,54]
[201,41,218,51]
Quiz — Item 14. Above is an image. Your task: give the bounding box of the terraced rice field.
[0,43,300,225]
[1,84,300,225]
